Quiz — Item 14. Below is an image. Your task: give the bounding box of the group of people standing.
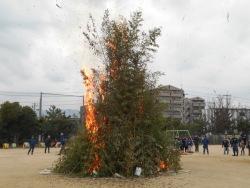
[27,133,66,155]
[178,133,250,157]
[222,134,250,156]
[179,137,193,152]
[179,135,209,155]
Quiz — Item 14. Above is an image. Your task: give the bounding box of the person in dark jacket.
[28,136,36,155]
[58,133,66,155]
[202,135,209,155]
[193,135,200,152]
[231,135,239,156]
[44,135,51,154]
[180,137,187,152]
[184,138,189,152]
[222,137,230,155]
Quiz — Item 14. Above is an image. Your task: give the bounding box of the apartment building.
[184,97,205,123]
[158,85,185,121]
[230,108,250,120]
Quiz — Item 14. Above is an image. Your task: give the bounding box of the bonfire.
[54,10,180,177]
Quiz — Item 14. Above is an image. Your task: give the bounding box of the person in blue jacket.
[58,133,66,155]
[202,135,209,155]
[28,136,36,155]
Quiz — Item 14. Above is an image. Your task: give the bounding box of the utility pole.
[223,94,231,108]
[32,103,37,111]
[39,92,43,119]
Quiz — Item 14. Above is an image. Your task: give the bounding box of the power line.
[1,89,249,100]
[0,91,83,97]
[0,93,39,97]
[0,91,84,118]
[43,92,83,97]
[43,104,81,106]
[1,89,250,109]
[0,91,39,94]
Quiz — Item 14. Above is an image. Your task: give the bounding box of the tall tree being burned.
[55,10,180,177]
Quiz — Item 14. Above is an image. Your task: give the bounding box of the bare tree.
[207,95,232,134]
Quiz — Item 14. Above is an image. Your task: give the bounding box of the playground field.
[0,145,249,188]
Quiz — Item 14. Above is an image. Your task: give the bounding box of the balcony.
[192,109,202,114]
[172,100,183,105]
[192,102,205,107]
[159,92,184,98]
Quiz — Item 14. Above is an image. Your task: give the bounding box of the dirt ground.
[0,145,250,188]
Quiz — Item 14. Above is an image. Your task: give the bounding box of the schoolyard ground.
[0,145,249,188]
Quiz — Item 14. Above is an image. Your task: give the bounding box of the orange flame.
[88,153,101,174]
[106,40,116,51]
[81,24,128,174]
[82,68,99,134]
[81,68,101,173]
[159,161,168,170]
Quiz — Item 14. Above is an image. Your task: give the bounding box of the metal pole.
[39,92,42,119]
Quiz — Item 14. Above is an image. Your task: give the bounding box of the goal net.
[165,130,193,148]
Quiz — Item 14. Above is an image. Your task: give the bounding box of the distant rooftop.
[159,85,183,91]
[189,97,205,101]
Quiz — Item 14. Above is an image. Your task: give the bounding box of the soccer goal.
[165,130,193,147]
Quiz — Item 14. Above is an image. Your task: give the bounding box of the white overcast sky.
[0,0,250,109]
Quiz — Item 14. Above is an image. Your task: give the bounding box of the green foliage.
[237,118,250,134]
[0,101,39,144]
[164,118,183,130]
[54,131,92,176]
[41,105,78,138]
[213,108,232,134]
[165,117,207,136]
[56,10,180,177]
[0,102,79,145]
[185,119,207,136]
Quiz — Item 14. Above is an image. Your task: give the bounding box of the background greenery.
[0,102,79,145]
